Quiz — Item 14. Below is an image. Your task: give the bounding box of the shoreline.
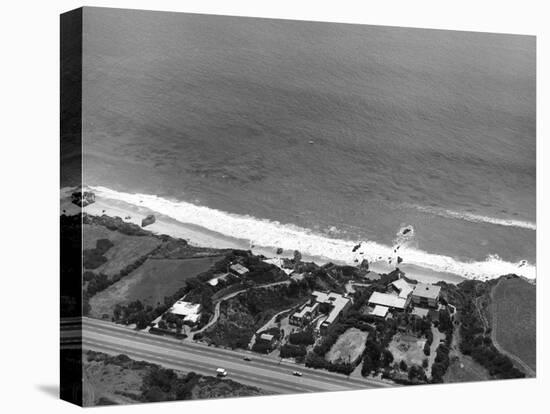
[61,187,467,285]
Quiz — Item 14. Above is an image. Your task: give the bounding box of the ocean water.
[80,9,536,280]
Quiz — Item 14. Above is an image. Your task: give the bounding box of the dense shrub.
[141,367,200,402]
[86,273,110,296]
[83,238,114,269]
[408,365,427,382]
[280,344,307,359]
[305,352,355,375]
[288,330,315,346]
[423,341,431,356]
[431,343,450,383]
[252,341,272,354]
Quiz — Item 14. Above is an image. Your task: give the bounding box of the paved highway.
[61,317,394,395]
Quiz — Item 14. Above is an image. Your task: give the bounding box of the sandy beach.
[61,187,465,285]
[62,187,246,250]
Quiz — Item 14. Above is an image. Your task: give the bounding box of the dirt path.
[473,296,489,331]
[489,279,536,378]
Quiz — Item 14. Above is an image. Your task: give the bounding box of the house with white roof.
[370,305,390,319]
[229,263,249,276]
[290,290,352,334]
[368,291,409,310]
[390,278,414,299]
[168,300,202,325]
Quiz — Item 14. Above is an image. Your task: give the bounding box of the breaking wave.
[404,203,536,231]
[90,186,536,281]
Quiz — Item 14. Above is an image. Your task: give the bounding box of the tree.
[289,330,315,346]
[362,354,374,376]
[408,365,427,382]
[364,340,382,371]
[134,311,150,330]
[381,349,394,367]
[280,344,307,359]
[431,362,446,383]
[399,360,408,371]
[143,386,166,402]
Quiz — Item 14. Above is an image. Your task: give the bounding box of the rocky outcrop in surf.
[141,214,156,227]
[71,190,96,207]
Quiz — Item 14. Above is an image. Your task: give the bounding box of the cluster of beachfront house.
[287,278,442,334]
[289,291,352,334]
[367,278,441,319]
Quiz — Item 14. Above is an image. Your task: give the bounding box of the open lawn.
[388,333,427,367]
[491,277,536,374]
[326,328,368,364]
[89,256,222,318]
[443,353,490,384]
[83,224,162,278]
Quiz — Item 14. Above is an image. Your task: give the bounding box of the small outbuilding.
[229,263,249,276]
[371,305,390,318]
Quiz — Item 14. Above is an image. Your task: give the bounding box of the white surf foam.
[90,186,536,281]
[404,203,536,231]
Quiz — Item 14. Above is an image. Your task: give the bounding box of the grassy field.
[491,277,536,373]
[83,224,162,278]
[444,353,491,384]
[89,256,222,318]
[325,328,368,364]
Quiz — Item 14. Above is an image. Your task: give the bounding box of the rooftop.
[391,278,414,299]
[260,333,274,341]
[169,300,201,322]
[411,307,430,318]
[292,302,320,319]
[230,263,249,275]
[371,305,389,318]
[263,258,294,275]
[292,290,351,325]
[368,292,407,309]
[413,283,441,299]
[312,291,351,325]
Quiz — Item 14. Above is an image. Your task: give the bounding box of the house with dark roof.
[411,283,441,308]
